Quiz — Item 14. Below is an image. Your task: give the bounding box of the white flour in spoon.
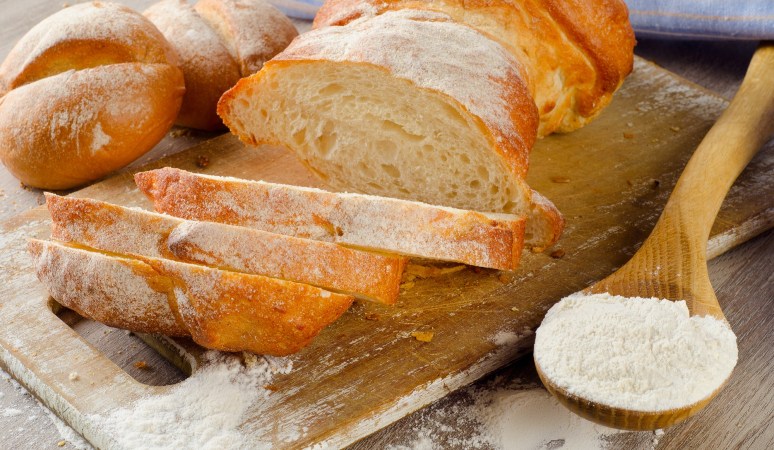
[534,292,738,411]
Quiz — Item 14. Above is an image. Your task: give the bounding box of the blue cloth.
[627,0,774,40]
[268,0,774,40]
[269,0,322,20]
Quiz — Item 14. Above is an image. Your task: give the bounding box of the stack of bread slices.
[30,168,527,355]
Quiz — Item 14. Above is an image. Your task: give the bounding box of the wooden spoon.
[535,42,774,431]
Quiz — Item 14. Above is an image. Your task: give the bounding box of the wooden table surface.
[0,2,772,449]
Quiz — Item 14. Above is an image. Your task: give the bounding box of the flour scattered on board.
[1,368,92,449]
[386,385,624,450]
[89,351,293,449]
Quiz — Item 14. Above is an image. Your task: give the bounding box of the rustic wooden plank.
[0,54,772,448]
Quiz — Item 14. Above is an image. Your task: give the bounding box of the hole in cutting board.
[52,301,189,386]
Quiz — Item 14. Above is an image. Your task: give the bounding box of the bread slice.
[29,239,354,356]
[46,193,406,304]
[28,239,187,337]
[216,9,563,248]
[135,167,526,270]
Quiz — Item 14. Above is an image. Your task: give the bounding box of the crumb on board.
[57,441,66,447]
[133,360,149,370]
[670,125,681,132]
[623,132,635,139]
[364,312,380,321]
[530,246,545,253]
[170,128,191,138]
[411,331,434,342]
[196,155,210,168]
[68,372,79,381]
[550,176,570,184]
[405,263,466,279]
[511,306,519,312]
[549,249,566,259]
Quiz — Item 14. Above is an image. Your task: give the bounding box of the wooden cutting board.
[0,58,772,449]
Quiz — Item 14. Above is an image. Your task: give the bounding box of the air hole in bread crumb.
[470,180,481,189]
[375,140,398,159]
[319,83,344,95]
[292,129,306,146]
[477,166,489,180]
[238,98,250,109]
[316,133,337,158]
[357,161,376,178]
[381,164,400,178]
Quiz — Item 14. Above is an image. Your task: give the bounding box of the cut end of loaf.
[219,60,531,215]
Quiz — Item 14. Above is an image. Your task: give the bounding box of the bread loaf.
[0,2,185,189]
[46,193,407,304]
[314,0,635,136]
[144,0,297,130]
[217,10,563,247]
[135,167,527,270]
[29,239,354,356]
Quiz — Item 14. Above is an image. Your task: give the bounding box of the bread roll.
[0,2,185,190]
[217,10,563,247]
[144,0,298,130]
[314,0,635,136]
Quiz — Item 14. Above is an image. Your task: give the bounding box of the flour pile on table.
[91,351,292,449]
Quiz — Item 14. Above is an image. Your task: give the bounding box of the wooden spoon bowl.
[535,42,774,430]
[536,360,726,430]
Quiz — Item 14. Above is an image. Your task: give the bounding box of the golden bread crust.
[29,238,354,356]
[0,2,179,94]
[47,193,407,304]
[144,0,298,130]
[0,63,184,190]
[194,0,299,76]
[28,239,188,336]
[145,0,242,131]
[135,168,527,270]
[148,258,353,356]
[0,2,185,189]
[313,0,634,135]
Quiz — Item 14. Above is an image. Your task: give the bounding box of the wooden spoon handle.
[663,42,774,242]
[591,43,774,316]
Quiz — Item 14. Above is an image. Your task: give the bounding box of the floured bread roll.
[0,1,185,190]
[218,10,564,247]
[145,0,298,130]
[314,0,635,136]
